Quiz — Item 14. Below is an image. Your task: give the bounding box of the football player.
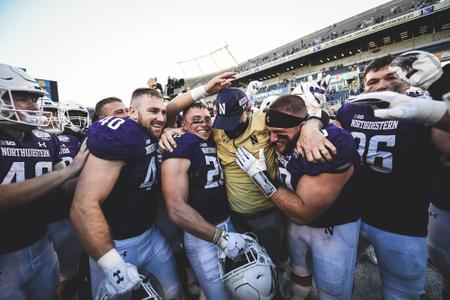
[160,87,334,268]
[39,99,85,300]
[59,100,91,140]
[95,97,128,120]
[161,102,247,299]
[335,54,450,299]
[236,94,361,300]
[0,63,88,299]
[71,72,235,300]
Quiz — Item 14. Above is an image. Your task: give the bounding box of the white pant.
[48,218,83,281]
[90,226,182,299]
[428,203,450,289]
[288,220,360,300]
[0,234,59,300]
[183,218,234,300]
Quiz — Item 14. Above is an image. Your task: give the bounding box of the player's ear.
[128,106,137,121]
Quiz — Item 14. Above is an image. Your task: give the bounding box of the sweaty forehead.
[365,66,393,82]
[134,94,164,109]
[184,107,209,119]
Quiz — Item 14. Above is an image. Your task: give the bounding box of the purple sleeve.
[162,133,197,160]
[303,125,359,176]
[87,118,143,161]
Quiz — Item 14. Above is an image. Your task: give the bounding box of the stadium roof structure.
[184,0,447,87]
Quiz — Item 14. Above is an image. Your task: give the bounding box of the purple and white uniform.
[336,103,437,299]
[163,132,232,299]
[87,117,181,299]
[278,124,361,300]
[0,128,62,300]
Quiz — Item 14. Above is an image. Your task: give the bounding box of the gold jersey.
[213,111,278,214]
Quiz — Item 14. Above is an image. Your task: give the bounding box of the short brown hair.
[363,55,394,82]
[269,95,307,118]
[182,102,208,116]
[95,97,123,116]
[130,88,163,107]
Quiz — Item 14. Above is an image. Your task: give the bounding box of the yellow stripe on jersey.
[213,110,278,214]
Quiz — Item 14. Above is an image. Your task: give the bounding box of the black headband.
[265,109,308,128]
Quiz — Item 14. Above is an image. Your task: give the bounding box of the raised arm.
[165,72,236,121]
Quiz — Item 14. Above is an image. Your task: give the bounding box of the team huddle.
[0,49,449,300]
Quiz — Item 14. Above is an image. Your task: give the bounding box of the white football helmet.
[0,63,51,127]
[41,98,65,135]
[96,275,162,300]
[219,235,276,300]
[59,100,90,133]
[259,96,278,112]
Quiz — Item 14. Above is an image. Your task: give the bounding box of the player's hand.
[66,139,89,178]
[292,73,330,109]
[245,81,262,97]
[236,147,278,197]
[236,147,267,177]
[204,72,236,95]
[297,119,335,163]
[389,50,443,89]
[349,91,449,125]
[97,250,140,299]
[159,127,184,152]
[217,231,247,259]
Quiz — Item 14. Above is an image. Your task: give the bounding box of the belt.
[231,206,277,220]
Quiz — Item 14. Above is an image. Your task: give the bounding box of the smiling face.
[130,94,166,138]
[183,106,212,140]
[266,124,301,154]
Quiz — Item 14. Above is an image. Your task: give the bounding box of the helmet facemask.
[219,234,276,300]
[0,89,51,128]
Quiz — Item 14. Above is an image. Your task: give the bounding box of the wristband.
[190,86,209,103]
[252,171,278,198]
[97,248,124,272]
[212,227,224,245]
[307,109,329,126]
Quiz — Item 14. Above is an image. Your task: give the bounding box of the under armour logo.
[113,270,125,284]
[38,142,46,148]
[121,251,127,257]
[429,211,438,219]
[324,226,334,236]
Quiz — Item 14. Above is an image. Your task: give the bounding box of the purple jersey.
[277,124,361,227]
[336,103,437,237]
[162,133,230,224]
[0,128,62,254]
[87,117,158,240]
[431,154,450,212]
[58,134,81,165]
[40,134,82,223]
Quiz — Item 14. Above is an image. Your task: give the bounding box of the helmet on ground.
[219,234,276,300]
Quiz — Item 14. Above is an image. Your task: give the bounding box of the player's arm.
[59,140,89,192]
[297,117,336,163]
[431,128,450,156]
[70,154,124,260]
[271,166,353,224]
[165,72,235,122]
[0,147,89,211]
[161,158,216,241]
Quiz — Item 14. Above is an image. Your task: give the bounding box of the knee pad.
[291,282,312,300]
